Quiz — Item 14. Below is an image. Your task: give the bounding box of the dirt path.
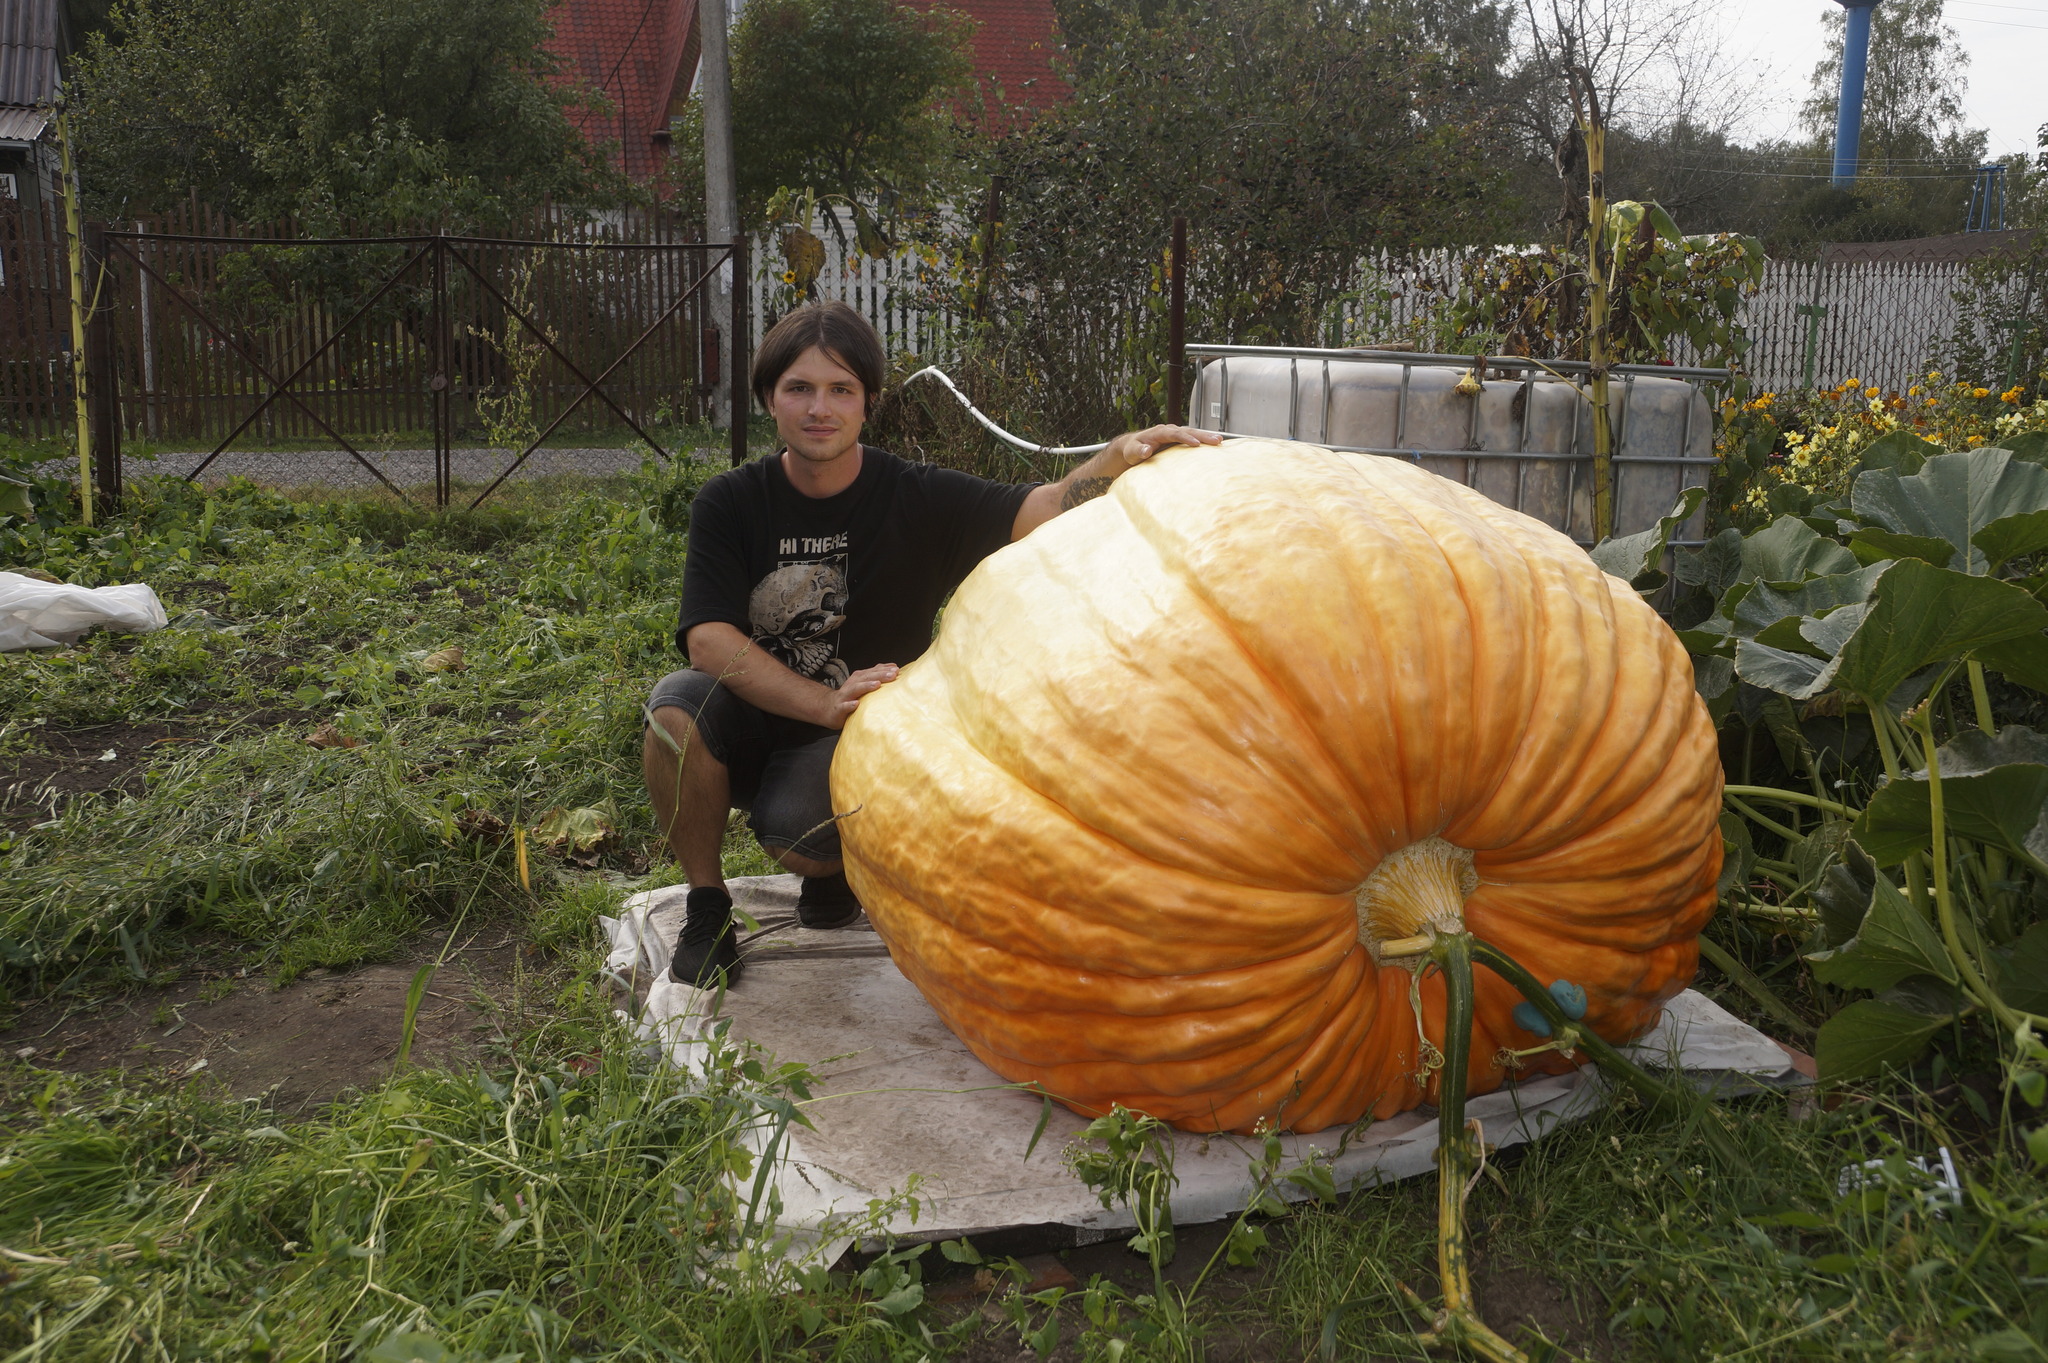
[1,931,526,1112]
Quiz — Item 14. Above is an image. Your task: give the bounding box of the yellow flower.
[1927,370,1942,380]
[1864,387,1879,399]
[1909,386,1923,396]
[781,270,797,284]
[1973,388,1991,399]
[2001,386,2024,404]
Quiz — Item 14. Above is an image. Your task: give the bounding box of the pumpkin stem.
[1403,931,1539,1363]
[1356,836,1477,960]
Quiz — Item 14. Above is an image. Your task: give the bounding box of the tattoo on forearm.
[1060,476,1115,511]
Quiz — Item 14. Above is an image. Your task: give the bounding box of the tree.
[894,0,1515,445]
[70,0,621,228]
[727,0,976,215]
[1799,0,1970,167]
[1782,0,1986,242]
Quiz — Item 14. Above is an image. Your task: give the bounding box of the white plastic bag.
[0,572,169,650]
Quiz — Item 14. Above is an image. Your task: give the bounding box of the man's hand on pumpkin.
[1109,425,1221,467]
[823,663,900,729]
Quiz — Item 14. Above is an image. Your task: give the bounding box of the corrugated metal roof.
[1823,230,2038,266]
[0,106,50,144]
[0,0,61,114]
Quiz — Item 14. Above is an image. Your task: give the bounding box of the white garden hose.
[900,367,1112,468]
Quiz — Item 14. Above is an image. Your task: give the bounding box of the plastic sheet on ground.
[603,876,1804,1270]
[0,572,168,650]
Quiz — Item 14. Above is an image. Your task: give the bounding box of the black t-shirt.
[676,446,1038,686]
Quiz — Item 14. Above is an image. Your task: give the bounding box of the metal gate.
[88,224,748,509]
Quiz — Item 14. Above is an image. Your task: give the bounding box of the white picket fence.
[753,225,2029,398]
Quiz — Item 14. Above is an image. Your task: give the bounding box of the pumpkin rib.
[923,529,1387,892]
[1102,470,1423,870]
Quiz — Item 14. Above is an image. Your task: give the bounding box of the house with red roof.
[542,0,1069,187]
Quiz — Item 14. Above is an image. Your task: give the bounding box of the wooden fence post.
[82,220,121,517]
[730,233,749,468]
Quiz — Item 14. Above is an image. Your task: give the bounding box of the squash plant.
[1661,438,2048,1108]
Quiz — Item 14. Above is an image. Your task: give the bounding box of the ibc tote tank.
[1188,351,1715,547]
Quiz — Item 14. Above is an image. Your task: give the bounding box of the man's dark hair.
[750,301,886,415]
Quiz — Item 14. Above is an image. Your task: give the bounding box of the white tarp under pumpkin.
[603,875,1805,1272]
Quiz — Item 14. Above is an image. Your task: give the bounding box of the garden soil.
[0,933,523,1112]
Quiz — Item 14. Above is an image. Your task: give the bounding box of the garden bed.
[0,457,2044,1361]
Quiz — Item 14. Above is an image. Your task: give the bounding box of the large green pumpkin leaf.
[1806,876,1956,990]
[1850,448,2048,577]
[1851,727,2048,866]
[1974,631,2048,693]
[1993,921,2048,1015]
[1855,430,1944,475]
[1738,515,1858,585]
[1973,508,2048,572]
[1730,563,1888,642]
[1589,487,1706,594]
[1846,527,1955,568]
[1733,638,1834,699]
[1815,999,1951,1081]
[1830,560,2048,704]
[2002,431,2048,468]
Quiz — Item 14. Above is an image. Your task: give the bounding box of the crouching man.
[645,301,1218,985]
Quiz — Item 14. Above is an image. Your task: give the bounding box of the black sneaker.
[797,872,863,929]
[670,886,742,987]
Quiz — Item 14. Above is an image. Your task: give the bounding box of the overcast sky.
[1697,0,2044,159]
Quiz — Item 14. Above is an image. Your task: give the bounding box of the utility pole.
[700,0,740,435]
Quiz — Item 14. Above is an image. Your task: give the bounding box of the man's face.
[771,346,866,467]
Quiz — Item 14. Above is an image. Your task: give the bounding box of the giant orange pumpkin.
[830,440,1722,1135]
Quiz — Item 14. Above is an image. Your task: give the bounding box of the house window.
[0,173,17,199]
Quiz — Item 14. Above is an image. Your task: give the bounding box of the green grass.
[4,467,2047,1361]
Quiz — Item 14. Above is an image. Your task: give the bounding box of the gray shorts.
[645,668,841,861]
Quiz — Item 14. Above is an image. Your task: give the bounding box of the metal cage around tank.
[1185,345,1733,548]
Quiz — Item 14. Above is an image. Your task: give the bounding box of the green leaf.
[366,1336,455,1363]
[1806,876,1955,990]
[1589,487,1706,594]
[1738,515,1858,585]
[1855,429,1944,475]
[1852,726,2048,866]
[1975,631,2048,693]
[1993,921,2048,1016]
[872,1282,925,1316]
[1831,560,2048,705]
[1730,564,1888,643]
[2000,430,2048,468]
[1812,838,1878,948]
[1846,527,1955,568]
[1974,508,2048,572]
[1969,1329,2043,1363]
[1815,1000,1950,1081]
[1733,638,1833,699]
[1716,812,1755,900]
[1851,447,2048,577]
[940,1237,983,1264]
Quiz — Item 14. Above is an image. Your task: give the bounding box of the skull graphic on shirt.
[748,558,850,687]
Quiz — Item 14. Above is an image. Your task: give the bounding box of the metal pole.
[730,233,749,467]
[432,233,449,509]
[83,221,121,517]
[1168,216,1186,426]
[1832,0,1882,187]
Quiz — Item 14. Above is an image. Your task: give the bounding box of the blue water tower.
[1833,0,1883,186]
